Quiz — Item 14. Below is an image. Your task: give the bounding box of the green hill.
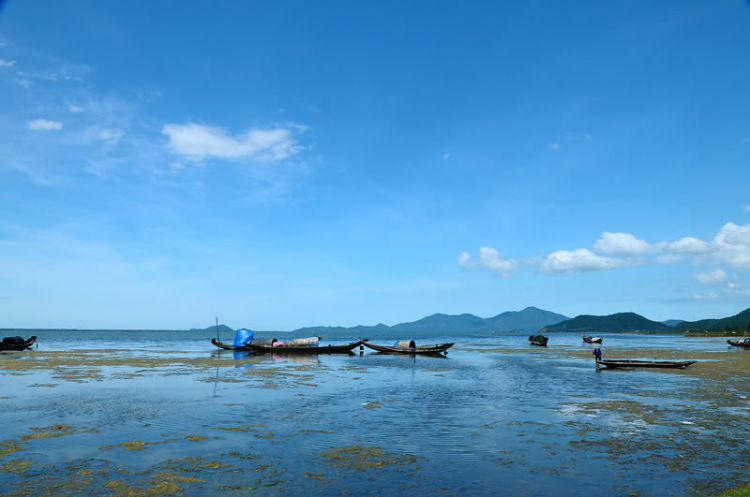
[675,308,750,332]
[542,312,671,333]
[189,324,234,334]
[294,306,568,336]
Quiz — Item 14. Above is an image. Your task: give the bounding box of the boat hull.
[597,359,696,369]
[361,341,453,355]
[211,338,363,354]
[0,336,36,351]
[727,339,750,348]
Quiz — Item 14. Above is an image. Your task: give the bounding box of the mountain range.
[294,306,569,336]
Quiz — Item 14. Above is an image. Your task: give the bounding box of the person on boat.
[592,348,602,361]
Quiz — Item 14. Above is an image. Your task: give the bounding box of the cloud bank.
[162,123,304,162]
[460,221,750,277]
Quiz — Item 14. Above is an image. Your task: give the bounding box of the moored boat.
[361,339,453,355]
[528,335,548,346]
[211,337,363,354]
[0,336,37,351]
[592,348,695,369]
[582,335,603,344]
[596,359,696,369]
[727,339,750,348]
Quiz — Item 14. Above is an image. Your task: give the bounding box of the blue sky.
[1,0,749,330]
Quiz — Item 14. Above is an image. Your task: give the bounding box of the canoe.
[727,339,750,348]
[582,335,602,344]
[596,359,696,369]
[0,336,37,351]
[528,335,548,346]
[211,338,363,354]
[361,340,453,355]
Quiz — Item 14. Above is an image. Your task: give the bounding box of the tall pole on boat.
[215,316,220,342]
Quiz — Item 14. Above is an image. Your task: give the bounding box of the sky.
[1,0,749,330]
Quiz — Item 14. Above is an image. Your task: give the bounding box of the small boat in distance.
[211,337,363,354]
[528,335,548,346]
[361,339,453,355]
[0,336,36,351]
[582,335,603,344]
[727,339,750,348]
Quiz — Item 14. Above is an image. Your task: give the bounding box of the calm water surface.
[1,331,748,495]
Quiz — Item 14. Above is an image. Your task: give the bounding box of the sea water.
[0,330,748,495]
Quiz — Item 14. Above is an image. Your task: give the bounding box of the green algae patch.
[0,458,33,474]
[0,440,23,460]
[183,435,210,442]
[717,482,750,497]
[105,478,181,495]
[214,424,266,433]
[100,440,152,451]
[29,383,59,388]
[302,472,326,480]
[21,424,75,441]
[150,470,206,484]
[318,445,421,471]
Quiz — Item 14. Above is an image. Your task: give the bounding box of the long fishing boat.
[361,340,453,355]
[582,335,602,344]
[528,335,548,346]
[596,359,696,369]
[0,336,37,351]
[727,339,750,348]
[211,337,363,354]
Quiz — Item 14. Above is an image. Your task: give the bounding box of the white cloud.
[541,248,626,274]
[664,236,713,254]
[162,123,304,162]
[695,269,727,285]
[710,222,750,269]
[69,105,83,113]
[458,251,473,268]
[0,59,16,68]
[97,128,124,146]
[693,292,719,300]
[479,247,516,277]
[657,254,683,265]
[27,119,62,131]
[744,205,750,213]
[594,232,654,255]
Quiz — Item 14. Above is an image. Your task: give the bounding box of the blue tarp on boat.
[233,328,254,347]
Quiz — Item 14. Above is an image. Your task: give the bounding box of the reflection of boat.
[211,338,363,354]
[528,335,548,346]
[727,339,750,348]
[1,336,36,351]
[361,340,453,355]
[596,359,696,369]
[582,335,602,344]
[272,353,320,364]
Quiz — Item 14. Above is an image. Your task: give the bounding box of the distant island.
[188,324,234,334]
[542,308,750,335]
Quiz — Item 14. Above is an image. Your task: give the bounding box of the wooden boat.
[0,336,37,351]
[361,340,453,355]
[211,338,363,354]
[596,359,696,369]
[727,339,750,348]
[528,335,548,346]
[582,335,602,344]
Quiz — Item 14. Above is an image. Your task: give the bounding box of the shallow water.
[1,331,749,495]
